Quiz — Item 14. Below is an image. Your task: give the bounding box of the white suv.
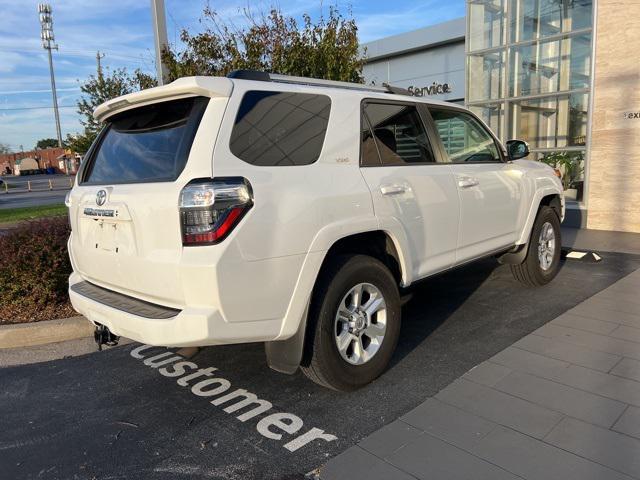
[67,71,564,391]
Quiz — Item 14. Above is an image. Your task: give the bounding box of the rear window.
[229,90,331,166]
[82,96,208,185]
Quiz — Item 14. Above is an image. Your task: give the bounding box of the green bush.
[0,216,75,323]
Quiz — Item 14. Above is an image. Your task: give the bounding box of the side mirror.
[506,140,530,160]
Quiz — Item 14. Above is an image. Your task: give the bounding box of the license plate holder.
[98,221,117,252]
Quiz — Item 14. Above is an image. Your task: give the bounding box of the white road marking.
[131,345,338,452]
[566,251,587,259]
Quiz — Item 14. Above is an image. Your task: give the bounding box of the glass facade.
[466,0,593,202]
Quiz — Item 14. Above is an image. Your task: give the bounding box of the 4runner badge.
[96,190,107,206]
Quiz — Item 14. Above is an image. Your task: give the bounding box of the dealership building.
[363,1,640,233]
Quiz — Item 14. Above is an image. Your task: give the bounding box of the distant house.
[57,153,81,175]
[14,157,40,175]
[0,147,78,175]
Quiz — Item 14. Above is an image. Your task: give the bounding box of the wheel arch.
[540,193,563,221]
[516,187,564,246]
[319,230,406,287]
[503,190,563,265]
[265,228,409,375]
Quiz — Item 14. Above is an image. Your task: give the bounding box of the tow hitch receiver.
[94,324,120,351]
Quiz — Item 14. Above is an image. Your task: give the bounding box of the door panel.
[362,166,460,278]
[449,163,523,261]
[360,101,460,279]
[428,107,523,263]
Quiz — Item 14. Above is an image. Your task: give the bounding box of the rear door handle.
[457,177,479,189]
[380,184,407,196]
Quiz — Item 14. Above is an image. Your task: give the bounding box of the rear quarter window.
[229,90,331,166]
[81,96,208,185]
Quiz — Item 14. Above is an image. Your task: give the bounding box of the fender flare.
[516,187,563,246]
[500,188,563,265]
[264,217,413,374]
[376,216,415,287]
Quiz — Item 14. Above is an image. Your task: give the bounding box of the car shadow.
[388,253,569,369]
[389,257,499,368]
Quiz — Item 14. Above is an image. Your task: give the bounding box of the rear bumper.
[68,272,281,347]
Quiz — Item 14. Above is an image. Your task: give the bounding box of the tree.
[65,132,95,155]
[68,62,156,153]
[68,6,365,153]
[0,143,11,154]
[35,138,61,149]
[162,6,365,83]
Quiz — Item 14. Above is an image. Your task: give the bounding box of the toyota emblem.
[96,190,107,206]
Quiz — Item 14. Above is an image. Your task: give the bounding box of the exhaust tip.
[94,323,120,351]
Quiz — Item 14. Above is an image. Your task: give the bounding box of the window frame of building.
[465,0,594,204]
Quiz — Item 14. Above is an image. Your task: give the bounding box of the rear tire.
[301,254,401,391]
[511,206,562,287]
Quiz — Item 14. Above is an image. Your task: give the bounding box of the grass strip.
[0,204,68,224]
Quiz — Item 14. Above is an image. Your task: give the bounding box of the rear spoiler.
[93,76,234,123]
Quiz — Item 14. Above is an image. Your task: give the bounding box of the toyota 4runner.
[67,71,564,391]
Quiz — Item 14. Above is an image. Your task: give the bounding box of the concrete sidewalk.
[322,267,640,480]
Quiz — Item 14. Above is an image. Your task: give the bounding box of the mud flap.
[264,303,309,375]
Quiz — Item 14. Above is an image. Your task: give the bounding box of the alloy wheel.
[537,221,556,271]
[333,283,387,365]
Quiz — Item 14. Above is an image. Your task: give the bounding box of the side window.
[230,90,331,166]
[361,102,436,166]
[430,109,501,163]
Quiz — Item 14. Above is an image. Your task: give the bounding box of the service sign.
[407,82,452,97]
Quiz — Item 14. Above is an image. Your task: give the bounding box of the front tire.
[511,206,562,287]
[301,255,401,391]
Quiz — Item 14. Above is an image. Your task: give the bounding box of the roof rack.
[226,70,412,97]
[382,83,412,96]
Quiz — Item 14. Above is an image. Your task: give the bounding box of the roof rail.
[227,70,271,81]
[382,83,412,96]
[226,70,411,97]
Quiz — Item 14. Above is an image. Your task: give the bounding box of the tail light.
[179,177,253,246]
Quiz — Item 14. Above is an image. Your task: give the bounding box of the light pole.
[38,3,63,148]
[150,0,169,85]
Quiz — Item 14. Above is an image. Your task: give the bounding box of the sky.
[0,0,465,152]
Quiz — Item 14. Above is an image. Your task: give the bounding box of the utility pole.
[150,0,169,85]
[96,50,105,75]
[38,4,63,148]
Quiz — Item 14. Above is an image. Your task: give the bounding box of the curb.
[0,316,93,349]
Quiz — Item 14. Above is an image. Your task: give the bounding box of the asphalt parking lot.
[2,251,640,480]
[0,174,70,209]
[0,189,67,209]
